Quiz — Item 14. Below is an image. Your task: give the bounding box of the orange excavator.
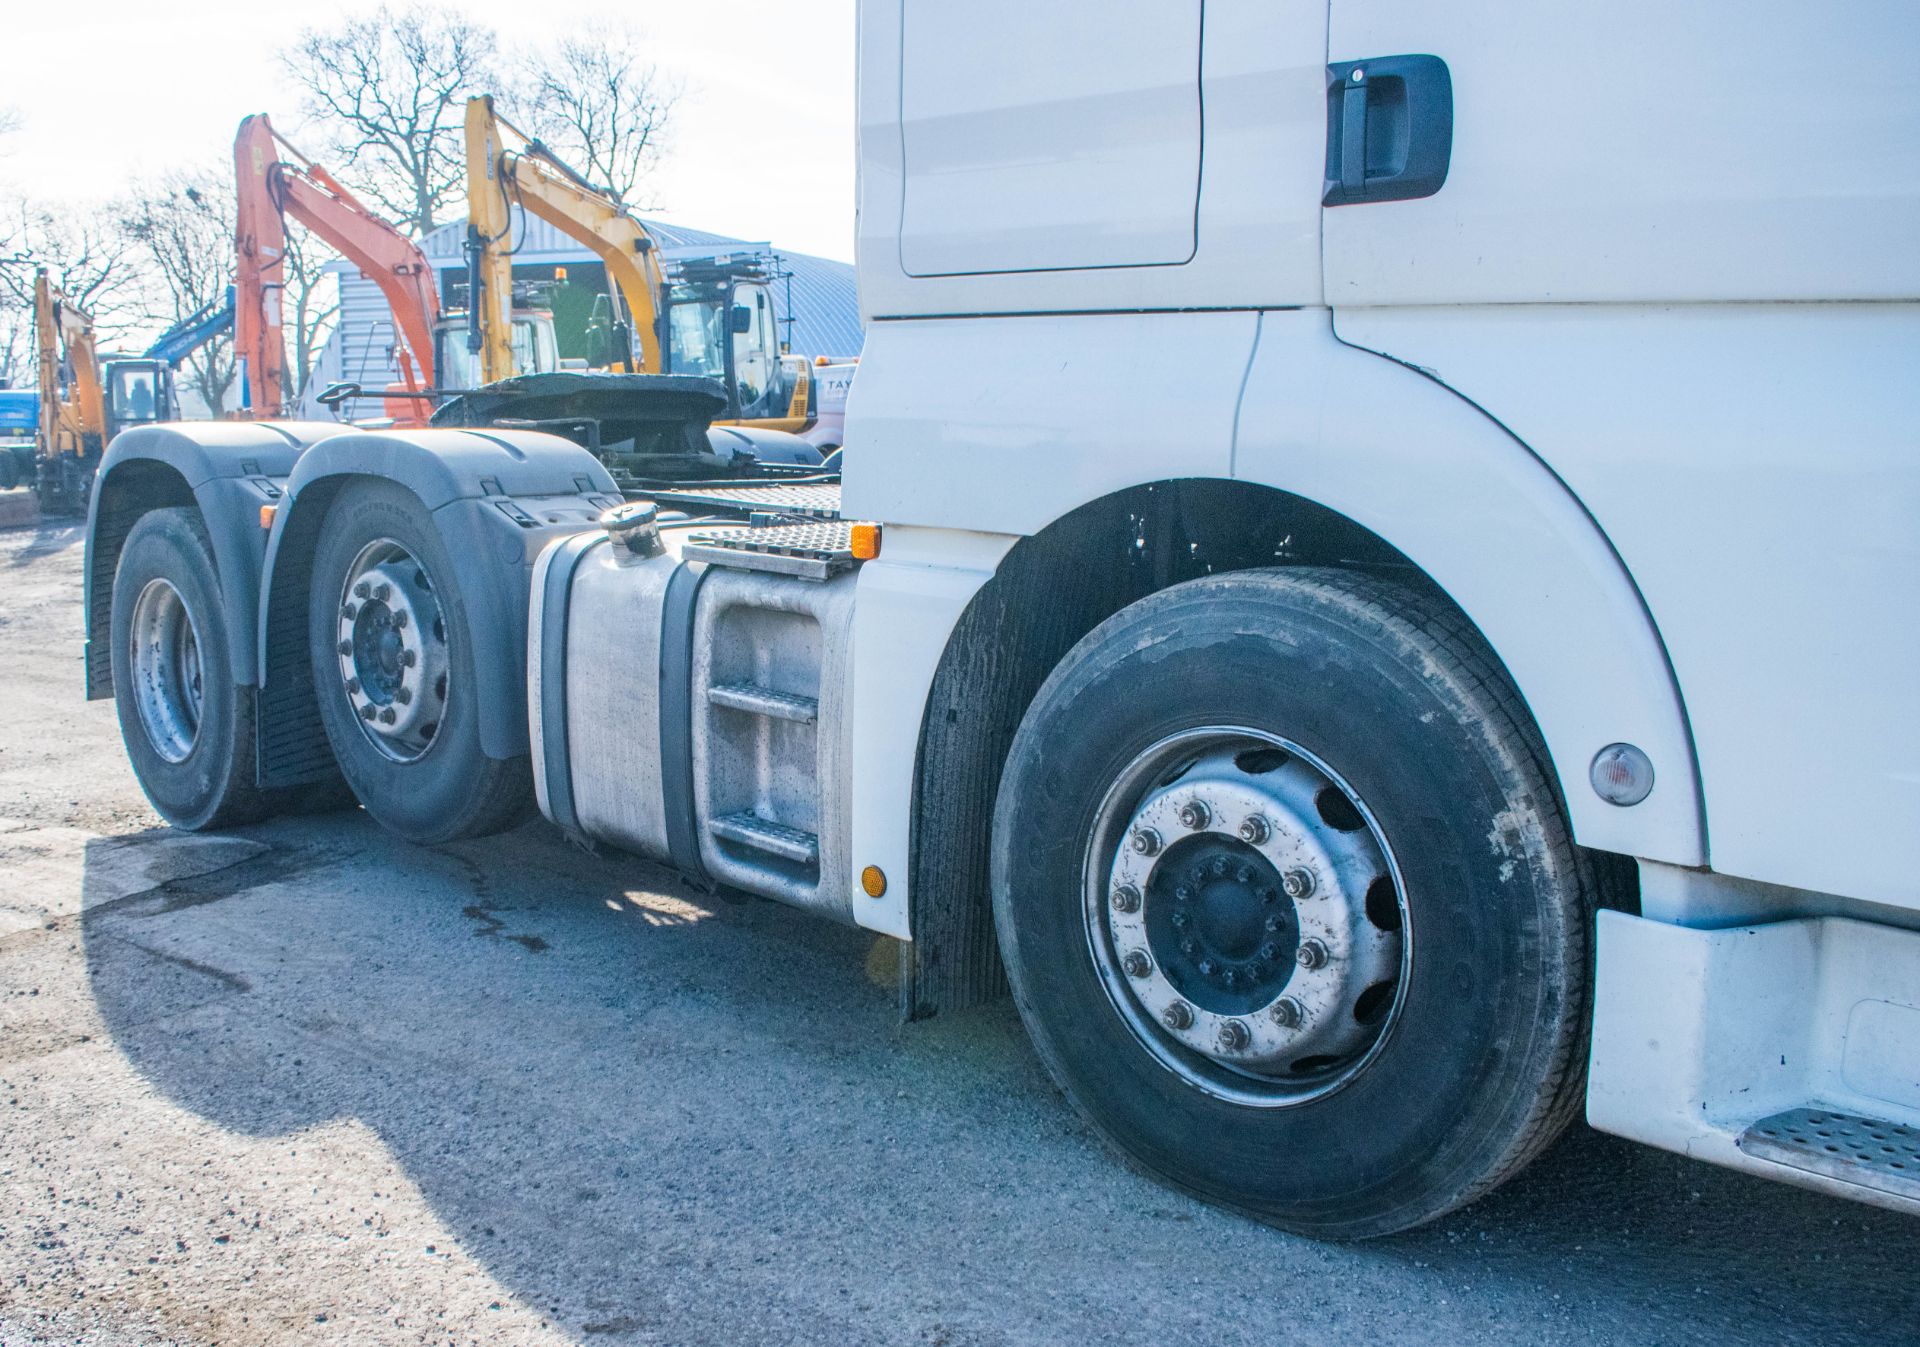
[232,114,443,423]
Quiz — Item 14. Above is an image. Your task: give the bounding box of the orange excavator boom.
[233,113,440,416]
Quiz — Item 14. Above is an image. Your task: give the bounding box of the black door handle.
[1323,54,1453,206]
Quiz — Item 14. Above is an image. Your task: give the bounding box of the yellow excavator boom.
[33,269,106,463]
[464,95,665,384]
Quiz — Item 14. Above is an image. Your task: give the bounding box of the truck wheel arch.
[905,465,1699,1017]
[253,428,620,786]
[84,422,332,700]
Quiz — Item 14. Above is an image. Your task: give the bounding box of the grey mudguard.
[257,426,620,765]
[84,420,344,696]
[706,424,824,466]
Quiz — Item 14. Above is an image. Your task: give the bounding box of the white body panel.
[1324,2,1920,305]
[1589,904,1920,1216]
[1335,304,1920,908]
[847,527,1016,938]
[898,2,1202,275]
[859,0,1328,316]
[841,311,1253,532]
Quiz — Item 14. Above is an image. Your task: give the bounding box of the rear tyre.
[992,567,1599,1239]
[111,508,273,830]
[307,480,531,843]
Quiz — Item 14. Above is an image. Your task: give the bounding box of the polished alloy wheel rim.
[1082,726,1411,1107]
[129,578,205,764]
[335,539,449,763]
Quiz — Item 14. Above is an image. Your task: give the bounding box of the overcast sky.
[1,0,858,262]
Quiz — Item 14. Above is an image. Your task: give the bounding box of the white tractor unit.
[86,1,1918,1237]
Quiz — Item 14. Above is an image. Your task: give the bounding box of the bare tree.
[0,197,147,344]
[282,225,341,401]
[513,22,681,207]
[118,169,239,414]
[0,305,31,390]
[280,5,497,237]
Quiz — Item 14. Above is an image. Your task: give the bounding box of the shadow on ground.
[6,518,85,567]
[79,815,1920,1346]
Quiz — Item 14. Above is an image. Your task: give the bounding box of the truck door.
[1320,3,1919,306]
[1315,1,1920,901]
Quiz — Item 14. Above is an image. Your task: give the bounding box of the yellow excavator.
[462,95,822,438]
[24,270,173,515]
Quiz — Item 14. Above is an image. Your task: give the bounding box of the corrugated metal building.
[301,210,861,417]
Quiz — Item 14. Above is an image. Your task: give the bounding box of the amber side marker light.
[259,504,277,530]
[860,865,887,898]
[849,522,881,561]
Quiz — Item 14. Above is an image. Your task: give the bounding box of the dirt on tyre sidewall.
[991,566,1598,1239]
[307,480,531,844]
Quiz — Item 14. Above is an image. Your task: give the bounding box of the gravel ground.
[1,508,1916,1347]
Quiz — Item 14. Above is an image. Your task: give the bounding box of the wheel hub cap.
[336,541,449,763]
[129,577,204,764]
[1090,732,1409,1104]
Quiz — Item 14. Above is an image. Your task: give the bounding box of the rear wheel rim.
[1081,726,1412,1108]
[129,578,204,764]
[334,538,450,763]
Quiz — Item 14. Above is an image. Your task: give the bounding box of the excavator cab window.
[667,291,728,381]
[106,362,166,426]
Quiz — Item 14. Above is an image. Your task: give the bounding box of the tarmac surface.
[2,509,1916,1346]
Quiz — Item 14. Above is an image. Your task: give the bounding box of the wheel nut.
[1239,815,1270,845]
[378,707,396,725]
[342,602,357,620]
[392,610,409,630]
[345,677,360,695]
[1176,799,1210,830]
[1130,827,1162,857]
[337,639,353,656]
[1271,997,1303,1028]
[359,705,377,721]
[1218,1019,1251,1051]
[1282,867,1316,899]
[1122,949,1153,979]
[1111,884,1141,914]
[401,649,417,667]
[373,582,391,602]
[1162,1001,1194,1031]
[354,581,370,599]
[1297,938,1329,970]
[396,687,413,705]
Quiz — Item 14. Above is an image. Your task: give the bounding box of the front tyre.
[110,508,272,830]
[307,480,531,843]
[992,568,1600,1239]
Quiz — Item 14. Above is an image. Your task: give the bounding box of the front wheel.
[992,568,1600,1239]
[307,480,531,843]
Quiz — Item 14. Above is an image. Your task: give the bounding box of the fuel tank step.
[708,811,821,866]
[1736,1106,1920,1201]
[707,682,820,724]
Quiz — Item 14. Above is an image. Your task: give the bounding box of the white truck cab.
[87,0,1918,1238]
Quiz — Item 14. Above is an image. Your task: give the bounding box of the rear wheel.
[111,508,272,830]
[992,567,1598,1238]
[307,480,530,843]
